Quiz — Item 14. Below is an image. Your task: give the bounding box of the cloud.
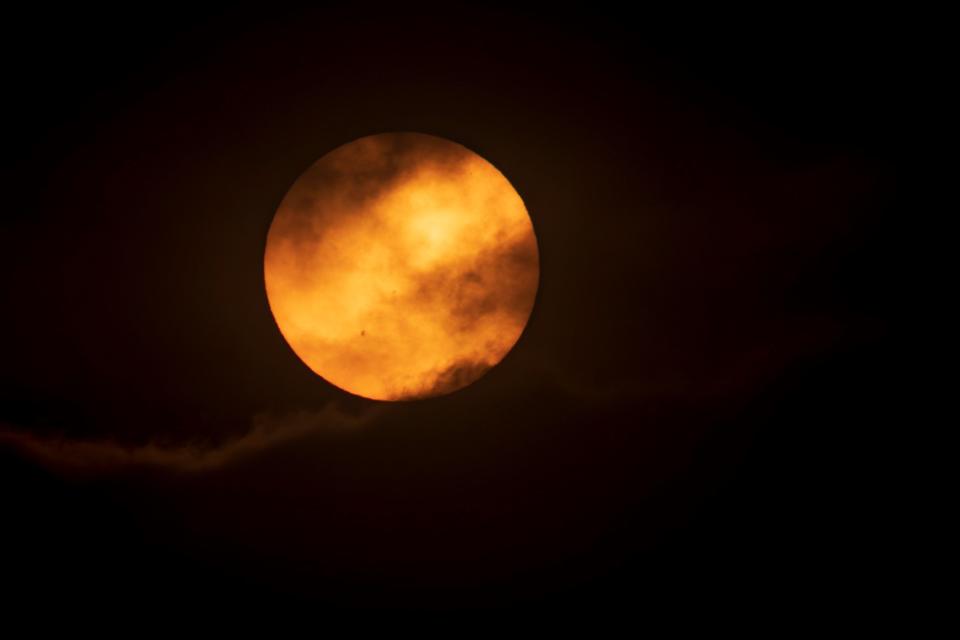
[0,303,852,480]
[0,403,382,476]
[400,357,495,399]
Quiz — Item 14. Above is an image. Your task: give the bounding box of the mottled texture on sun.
[264,133,539,401]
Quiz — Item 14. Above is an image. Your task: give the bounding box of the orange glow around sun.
[264,133,539,400]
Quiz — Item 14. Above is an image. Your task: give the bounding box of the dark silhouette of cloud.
[0,403,383,475]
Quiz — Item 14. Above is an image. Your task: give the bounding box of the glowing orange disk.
[264,133,539,400]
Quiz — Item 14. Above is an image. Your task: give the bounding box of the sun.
[264,132,539,400]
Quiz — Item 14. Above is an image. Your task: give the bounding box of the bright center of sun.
[263,133,540,401]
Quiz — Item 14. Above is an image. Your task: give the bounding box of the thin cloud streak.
[0,404,382,476]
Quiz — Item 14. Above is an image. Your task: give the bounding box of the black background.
[2,2,915,620]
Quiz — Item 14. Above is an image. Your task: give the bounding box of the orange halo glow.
[263,133,540,400]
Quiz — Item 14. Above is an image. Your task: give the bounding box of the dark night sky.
[1,2,916,619]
